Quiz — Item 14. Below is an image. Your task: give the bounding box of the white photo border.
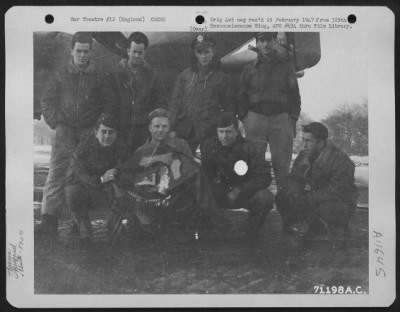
[5,5,396,307]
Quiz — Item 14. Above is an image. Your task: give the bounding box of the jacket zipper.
[186,73,196,116]
[76,71,83,125]
[126,68,137,124]
[187,71,213,117]
[203,71,213,89]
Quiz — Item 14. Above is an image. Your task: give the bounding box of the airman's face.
[302,132,321,159]
[256,37,277,56]
[194,47,215,67]
[127,42,146,66]
[149,117,170,143]
[71,42,91,68]
[217,124,239,147]
[95,124,118,147]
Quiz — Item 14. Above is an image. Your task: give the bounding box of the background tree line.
[35,101,368,157]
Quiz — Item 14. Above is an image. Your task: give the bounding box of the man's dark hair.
[95,113,118,131]
[127,32,149,49]
[255,32,278,42]
[216,112,239,129]
[148,108,170,123]
[71,32,93,49]
[302,122,329,141]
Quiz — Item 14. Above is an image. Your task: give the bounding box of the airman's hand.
[102,168,118,183]
[227,187,241,202]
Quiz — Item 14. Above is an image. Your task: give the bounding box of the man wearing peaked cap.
[190,34,216,50]
[276,121,358,242]
[169,34,236,153]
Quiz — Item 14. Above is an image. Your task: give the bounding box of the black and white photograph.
[6,6,395,307]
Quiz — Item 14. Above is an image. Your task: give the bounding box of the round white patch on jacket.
[234,160,248,176]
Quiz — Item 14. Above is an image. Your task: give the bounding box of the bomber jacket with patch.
[201,135,272,199]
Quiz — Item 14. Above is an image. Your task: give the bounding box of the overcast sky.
[298,31,368,120]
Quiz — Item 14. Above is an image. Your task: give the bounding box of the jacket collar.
[141,137,190,157]
[67,59,96,74]
[294,143,333,178]
[88,134,119,155]
[255,50,289,67]
[120,58,151,74]
[190,57,221,73]
[143,137,174,149]
[312,142,334,169]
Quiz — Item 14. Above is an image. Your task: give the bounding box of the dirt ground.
[34,205,368,294]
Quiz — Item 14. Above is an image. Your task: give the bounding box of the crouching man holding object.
[201,112,274,246]
[276,122,358,247]
[65,114,128,247]
[109,108,225,244]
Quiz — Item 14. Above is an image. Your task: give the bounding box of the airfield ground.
[34,206,368,294]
